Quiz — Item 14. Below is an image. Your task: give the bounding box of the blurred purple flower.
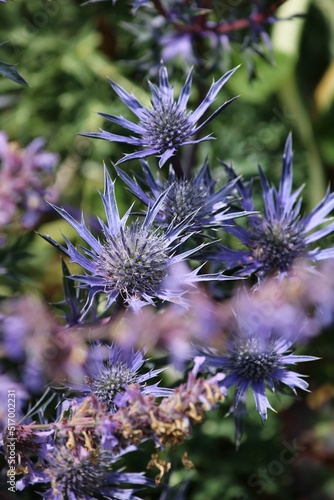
[0,374,28,430]
[160,31,196,65]
[206,134,334,277]
[229,277,322,345]
[0,295,88,393]
[81,65,239,167]
[159,24,233,70]
[0,132,59,232]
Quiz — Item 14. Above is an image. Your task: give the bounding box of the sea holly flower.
[197,327,318,424]
[42,167,233,314]
[68,343,172,413]
[115,158,249,231]
[16,446,149,500]
[81,64,239,167]
[205,134,334,277]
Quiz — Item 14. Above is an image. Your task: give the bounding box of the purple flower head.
[207,134,334,277]
[160,31,196,65]
[17,445,149,499]
[42,166,235,315]
[68,342,172,413]
[116,158,249,231]
[81,65,239,167]
[197,325,318,424]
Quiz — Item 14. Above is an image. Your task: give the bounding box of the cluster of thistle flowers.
[1,60,334,497]
[84,0,289,76]
[0,131,59,242]
[1,352,226,498]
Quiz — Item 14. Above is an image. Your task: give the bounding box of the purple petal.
[251,381,275,422]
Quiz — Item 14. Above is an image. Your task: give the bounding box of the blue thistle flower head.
[198,326,318,424]
[68,342,172,413]
[81,64,239,167]
[207,134,334,277]
[17,446,149,500]
[115,158,249,231]
[42,166,234,315]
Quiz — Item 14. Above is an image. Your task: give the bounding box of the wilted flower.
[42,166,234,314]
[111,356,224,449]
[206,134,334,277]
[68,343,172,413]
[81,65,239,167]
[116,158,248,231]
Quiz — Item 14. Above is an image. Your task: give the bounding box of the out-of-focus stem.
[152,0,288,35]
[171,153,184,179]
[279,72,327,209]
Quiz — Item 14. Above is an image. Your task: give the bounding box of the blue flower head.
[68,343,172,413]
[81,65,239,167]
[207,134,334,277]
[198,325,318,424]
[17,446,149,500]
[116,158,249,231]
[42,167,233,315]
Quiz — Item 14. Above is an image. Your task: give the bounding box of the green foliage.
[1,1,334,499]
[0,41,28,86]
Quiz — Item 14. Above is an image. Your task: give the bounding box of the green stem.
[171,154,184,179]
[278,72,327,208]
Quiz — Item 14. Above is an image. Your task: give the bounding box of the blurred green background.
[0,0,334,498]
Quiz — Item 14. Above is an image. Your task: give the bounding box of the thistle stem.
[171,154,184,179]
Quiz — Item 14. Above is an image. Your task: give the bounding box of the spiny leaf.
[0,43,28,86]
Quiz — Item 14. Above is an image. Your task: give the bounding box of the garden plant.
[0,1,334,499]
